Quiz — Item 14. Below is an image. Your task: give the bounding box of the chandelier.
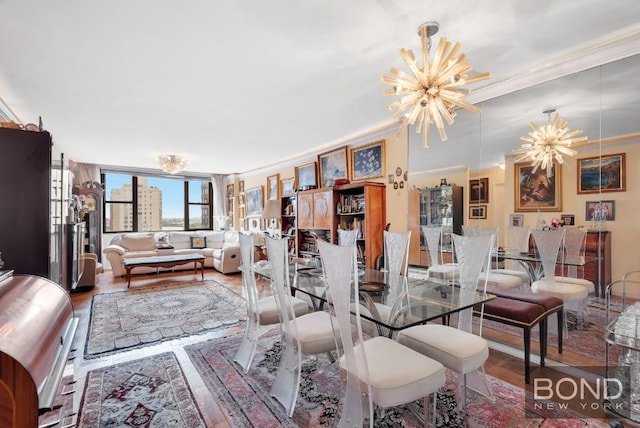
[381,21,490,147]
[513,109,587,177]
[156,154,188,174]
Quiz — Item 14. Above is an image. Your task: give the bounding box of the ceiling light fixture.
[513,108,587,177]
[156,154,188,174]
[381,21,491,148]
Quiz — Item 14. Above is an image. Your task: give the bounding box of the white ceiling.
[1,1,639,175]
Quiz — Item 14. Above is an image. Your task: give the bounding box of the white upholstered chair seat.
[287,310,340,355]
[339,336,445,408]
[258,295,309,325]
[399,325,489,375]
[427,263,459,281]
[493,268,530,285]
[480,272,523,289]
[555,276,595,293]
[531,279,589,303]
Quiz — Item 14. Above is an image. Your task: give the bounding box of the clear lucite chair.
[337,227,359,246]
[233,233,309,374]
[398,233,495,418]
[266,236,340,417]
[531,228,589,331]
[316,238,445,427]
[421,225,458,284]
[555,227,595,294]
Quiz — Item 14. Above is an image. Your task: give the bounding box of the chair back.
[239,233,260,319]
[421,225,443,267]
[383,230,410,276]
[316,238,372,427]
[337,227,359,246]
[531,228,566,281]
[508,225,531,251]
[563,227,587,277]
[451,233,494,332]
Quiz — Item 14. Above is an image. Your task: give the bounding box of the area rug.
[77,352,206,427]
[185,331,609,427]
[85,280,246,358]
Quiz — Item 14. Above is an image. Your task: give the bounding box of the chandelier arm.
[428,37,449,82]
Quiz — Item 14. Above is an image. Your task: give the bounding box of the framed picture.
[469,205,487,219]
[469,177,489,204]
[350,139,385,181]
[318,147,349,187]
[585,200,615,221]
[281,177,295,196]
[509,214,524,227]
[238,180,245,193]
[237,194,245,206]
[514,162,562,212]
[267,173,279,200]
[295,161,317,190]
[245,186,263,217]
[226,183,234,197]
[577,153,626,194]
[561,214,575,226]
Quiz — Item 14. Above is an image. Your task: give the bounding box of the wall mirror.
[407,53,640,374]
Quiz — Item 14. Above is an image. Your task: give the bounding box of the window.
[103,172,212,233]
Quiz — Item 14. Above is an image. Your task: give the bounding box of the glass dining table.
[254,263,496,336]
[493,249,599,284]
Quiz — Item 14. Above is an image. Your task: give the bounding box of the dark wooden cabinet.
[0,128,52,278]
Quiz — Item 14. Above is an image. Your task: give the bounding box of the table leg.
[126,267,132,288]
[200,260,204,280]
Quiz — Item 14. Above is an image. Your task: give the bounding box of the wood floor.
[67,268,634,426]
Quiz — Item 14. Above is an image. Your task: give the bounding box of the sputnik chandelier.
[513,108,587,177]
[381,21,490,147]
[156,154,188,174]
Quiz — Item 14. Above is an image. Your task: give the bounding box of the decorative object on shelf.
[156,154,188,174]
[577,153,626,194]
[469,177,489,204]
[469,205,487,219]
[514,161,562,212]
[350,140,385,181]
[381,21,490,148]
[294,161,317,190]
[513,108,586,177]
[318,147,349,188]
[560,214,575,226]
[245,187,264,217]
[280,177,295,196]
[267,173,279,200]
[440,178,447,186]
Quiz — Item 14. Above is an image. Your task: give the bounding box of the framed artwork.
[295,161,317,190]
[245,186,263,217]
[469,177,489,203]
[267,173,279,200]
[318,147,348,187]
[238,194,245,206]
[190,236,206,249]
[561,214,575,226]
[226,183,234,197]
[469,205,487,219]
[238,180,245,193]
[350,139,385,181]
[514,162,562,212]
[281,177,295,196]
[585,200,615,221]
[577,153,626,194]
[509,214,524,227]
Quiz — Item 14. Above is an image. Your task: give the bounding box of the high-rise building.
[109,177,162,231]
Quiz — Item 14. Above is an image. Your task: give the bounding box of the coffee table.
[122,254,206,287]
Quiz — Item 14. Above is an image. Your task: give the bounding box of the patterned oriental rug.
[85,280,246,358]
[77,352,206,427]
[185,331,608,427]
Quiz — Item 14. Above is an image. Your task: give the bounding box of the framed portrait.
[238,180,245,193]
[514,162,562,212]
[577,153,626,194]
[280,177,295,196]
[245,186,263,217]
[350,139,385,181]
[318,147,348,187]
[585,200,615,221]
[509,214,524,227]
[267,173,279,200]
[295,161,317,190]
[560,214,575,226]
[226,183,234,197]
[469,177,489,204]
[469,205,487,219]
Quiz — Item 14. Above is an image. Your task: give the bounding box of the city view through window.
[104,173,211,232]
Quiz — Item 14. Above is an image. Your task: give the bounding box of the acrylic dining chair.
[421,225,458,284]
[555,227,595,294]
[316,238,445,427]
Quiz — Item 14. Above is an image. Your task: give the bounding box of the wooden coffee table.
[122,254,206,287]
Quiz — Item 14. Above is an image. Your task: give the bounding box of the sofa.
[104,230,242,277]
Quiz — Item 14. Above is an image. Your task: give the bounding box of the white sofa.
[104,230,242,277]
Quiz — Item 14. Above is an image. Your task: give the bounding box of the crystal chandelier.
[513,109,587,177]
[381,21,490,147]
[156,154,188,174]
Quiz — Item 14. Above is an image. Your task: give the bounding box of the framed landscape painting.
[350,139,385,181]
[318,147,348,187]
[514,162,562,212]
[245,186,263,217]
[577,153,626,194]
[281,177,295,196]
[295,162,317,190]
[267,173,279,200]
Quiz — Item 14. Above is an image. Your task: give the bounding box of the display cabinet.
[296,188,335,260]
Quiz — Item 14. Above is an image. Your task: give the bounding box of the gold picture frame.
[318,146,348,187]
[295,161,317,190]
[514,162,562,212]
[280,177,295,196]
[267,173,280,200]
[577,152,626,194]
[350,140,385,181]
[245,186,263,217]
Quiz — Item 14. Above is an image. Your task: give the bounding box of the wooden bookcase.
[281,193,297,256]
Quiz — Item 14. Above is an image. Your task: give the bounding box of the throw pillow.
[190,236,207,249]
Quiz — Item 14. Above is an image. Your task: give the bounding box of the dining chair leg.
[424,392,437,427]
[270,341,301,417]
